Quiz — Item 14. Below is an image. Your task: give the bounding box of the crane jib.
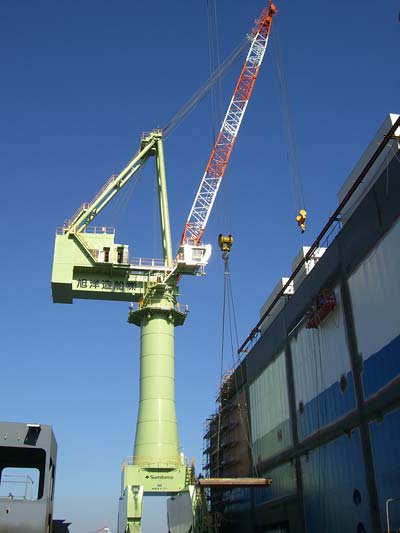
[181,1,277,246]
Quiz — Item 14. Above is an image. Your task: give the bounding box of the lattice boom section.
[182,3,276,245]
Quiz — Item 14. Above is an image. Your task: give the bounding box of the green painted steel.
[66,132,160,234]
[52,131,200,532]
[118,484,144,533]
[123,463,188,493]
[155,137,173,267]
[51,131,180,306]
[129,283,186,466]
[134,308,180,463]
[51,231,151,304]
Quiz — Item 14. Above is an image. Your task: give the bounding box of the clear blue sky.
[1,0,398,531]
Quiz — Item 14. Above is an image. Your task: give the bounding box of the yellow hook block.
[296,209,307,233]
[218,234,233,253]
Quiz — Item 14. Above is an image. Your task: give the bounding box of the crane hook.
[218,234,233,267]
[218,234,233,253]
[296,209,307,233]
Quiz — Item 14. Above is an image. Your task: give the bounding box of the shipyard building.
[203,113,400,532]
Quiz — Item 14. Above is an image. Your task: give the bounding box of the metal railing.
[140,129,162,142]
[130,257,173,269]
[56,225,115,235]
[66,201,90,227]
[121,455,182,469]
[130,298,185,314]
[90,174,117,206]
[0,475,35,501]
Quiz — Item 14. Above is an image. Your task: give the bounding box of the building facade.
[203,115,400,533]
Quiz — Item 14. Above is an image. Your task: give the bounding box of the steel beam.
[197,477,272,488]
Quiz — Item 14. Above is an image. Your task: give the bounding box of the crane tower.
[51,3,276,531]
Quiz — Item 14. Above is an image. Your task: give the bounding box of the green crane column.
[155,137,173,268]
[129,286,186,466]
[134,310,178,463]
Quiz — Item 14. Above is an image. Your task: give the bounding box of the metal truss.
[181,2,277,245]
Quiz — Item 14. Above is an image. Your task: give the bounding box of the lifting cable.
[217,239,259,477]
[108,165,145,230]
[216,250,228,476]
[206,0,234,254]
[163,36,248,139]
[206,0,224,143]
[272,21,307,233]
[109,12,247,233]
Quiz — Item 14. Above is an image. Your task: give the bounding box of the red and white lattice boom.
[181,1,277,246]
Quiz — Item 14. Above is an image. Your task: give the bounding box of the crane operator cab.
[176,243,212,275]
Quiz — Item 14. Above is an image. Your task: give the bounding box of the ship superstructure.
[203,113,400,532]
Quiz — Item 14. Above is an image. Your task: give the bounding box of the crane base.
[123,463,188,494]
[118,462,193,532]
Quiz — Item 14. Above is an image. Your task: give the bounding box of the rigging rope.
[207,0,217,142]
[109,165,145,231]
[216,252,228,477]
[217,250,259,477]
[206,0,224,143]
[272,21,307,225]
[163,37,249,139]
[109,13,248,241]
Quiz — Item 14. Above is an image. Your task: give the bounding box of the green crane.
[52,130,210,532]
[51,4,276,531]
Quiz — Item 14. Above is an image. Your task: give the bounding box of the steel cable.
[108,166,145,230]
[219,254,259,477]
[272,20,306,216]
[163,37,249,139]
